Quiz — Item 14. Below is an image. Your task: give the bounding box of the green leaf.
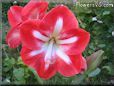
[88,68,101,77]
[103,11,110,16]
[98,44,106,48]
[13,79,26,84]
[86,50,104,73]
[102,65,114,75]
[103,56,108,60]
[4,57,15,66]
[13,68,24,81]
[74,50,104,84]
[2,79,11,84]
[71,74,86,85]
[3,57,15,72]
[17,57,24,65]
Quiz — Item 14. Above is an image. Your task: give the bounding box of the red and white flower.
[6,0,48,48]
[20,5,90,79]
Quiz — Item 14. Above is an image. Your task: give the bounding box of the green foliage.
[2,1,114,85]
[3,57,15,72]
[88,68,101,77]
[86,50,104,72]
[13,68,25,84]
[71,74,86,85]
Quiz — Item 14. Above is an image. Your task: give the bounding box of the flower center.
[48,35,59,45]
[49,37,56,43]
[32,17,78,70]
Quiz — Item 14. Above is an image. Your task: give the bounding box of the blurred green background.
[1,1,114,85]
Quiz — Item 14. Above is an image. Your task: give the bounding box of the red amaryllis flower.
[20,5,90,79]
[6,0,48,48]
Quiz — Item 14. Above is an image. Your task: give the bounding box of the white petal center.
[29,44,47,57]
[56,47,71,64]
[44,40,54,70]
[53,17,63,35]
[29,50,42,57]
[31,17,75,70]
[32,30,49,42]
[58,36,78,44]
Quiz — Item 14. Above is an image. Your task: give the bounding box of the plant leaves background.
[1,1,114,85]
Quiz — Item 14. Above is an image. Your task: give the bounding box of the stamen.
[33,30,49,42]
[58,36,78,44]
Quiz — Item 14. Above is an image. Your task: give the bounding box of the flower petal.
[20,20,48,50]
[36,57,57,80]
[44,40,54,70]
[58,36,78,44]
[6,26,21,48]
[20,46,56,80]
[22,0,48,20]
[56,47,71,64]
[81,57,87,72]
[8,6,23,27]
[41,5,79,34]
[57,54,83,77]
[32,30,49,42]
[60,28,90,55]
[53,17,63,36]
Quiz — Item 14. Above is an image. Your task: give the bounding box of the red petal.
[60,28,90,55]
[6,25,21,48]
[8,6,23,27]
[20,46,56,80]
[80,56,87,72]
[22,0,48,20]
[41,5,79,33]
[20,20,48,50]
[36,57,57,80]
[57,54,83,77]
